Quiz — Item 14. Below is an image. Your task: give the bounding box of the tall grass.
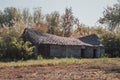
[0,58,119,67]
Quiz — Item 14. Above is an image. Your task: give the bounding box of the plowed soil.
[0,64,120,80]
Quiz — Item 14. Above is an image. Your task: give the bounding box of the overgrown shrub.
[0,37,35,61]
[0,26,36,61]
[12,38,35,60]
[100,32,120,57]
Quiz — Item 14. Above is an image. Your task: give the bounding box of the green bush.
[100,32,120,57]
[0,27,35,61]
[0,37,35,61]
[101,53,110,58]
[12,38,35,60]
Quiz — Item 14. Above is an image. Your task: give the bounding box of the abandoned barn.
[22,28,104,58]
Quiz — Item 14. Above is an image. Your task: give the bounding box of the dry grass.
[0,58,119,67]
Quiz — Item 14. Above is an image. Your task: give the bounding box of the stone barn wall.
[94,47,105,58]
[85,47,104,58]
[50,45,81,58]
[96,47,101,58]
[36,44,104,58]
[85,47,93,58]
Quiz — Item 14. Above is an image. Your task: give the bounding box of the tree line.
[0,7,80,37]
[1,0,120,61]
[0,7,81,61]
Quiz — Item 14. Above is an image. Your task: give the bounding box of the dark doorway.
[81,49,85,58]
[93,49,97,58]
[38,44,50,58]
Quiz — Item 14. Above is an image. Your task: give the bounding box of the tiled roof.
[79,34,103,47]
[22,28,92,46]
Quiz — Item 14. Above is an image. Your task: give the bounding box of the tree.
[100,32,120,57]
[32,7,48,32]
[99,0,120,31]
[62,8,79,37]
[22,8,33,28]
[3,7,21,27]
[46,11,62,35]
[0,11,4,27]
[33,7,43,25]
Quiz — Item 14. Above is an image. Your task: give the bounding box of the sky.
[0,0,118,26]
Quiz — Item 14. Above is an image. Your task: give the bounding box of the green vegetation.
[0,26,36,61]
[99,0,120,31]
[100,32,120,57]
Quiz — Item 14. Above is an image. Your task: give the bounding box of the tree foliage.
[99,0,120,31]
[22,8,33,27]
[33,7,43,25]
[100,32,120,57]
[12,38,35,60]
[46,11,62,35]
[0,7,21,27]
[62,8,79,37]
[0,26,35,61]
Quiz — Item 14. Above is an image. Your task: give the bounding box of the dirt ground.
[0,64,120,80]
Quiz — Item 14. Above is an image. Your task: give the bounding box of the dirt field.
[0,63,120,80]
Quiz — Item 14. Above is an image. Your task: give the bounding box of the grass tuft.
[0,58,119,68]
